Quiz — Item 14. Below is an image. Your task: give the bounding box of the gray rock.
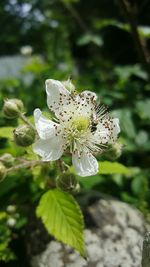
[31,199,149,267]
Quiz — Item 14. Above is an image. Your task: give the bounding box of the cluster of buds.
[6,205,17,228]
[3,98,36,147]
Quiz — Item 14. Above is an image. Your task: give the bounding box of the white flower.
[33,79,120,177]
[20,45,33,56]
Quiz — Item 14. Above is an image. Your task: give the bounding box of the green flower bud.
[0,153,15,167]
[3,98,24,119]
[56,173,80,193]
[62,79,75,92]
[7,217,16,228]
[6,205,16,214]
[0,162,7,182]
[105,142,123,160]
[13,125,36,147]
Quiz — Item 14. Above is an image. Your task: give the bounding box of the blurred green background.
[0,0,150,265]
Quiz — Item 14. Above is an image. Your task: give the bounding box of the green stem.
[7,160,44,173]
[19,113,35,130]
[116,0,150,80]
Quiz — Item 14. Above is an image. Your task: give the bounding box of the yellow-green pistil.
[72,116,90,132]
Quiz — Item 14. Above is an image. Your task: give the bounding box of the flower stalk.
[6,160,44,174]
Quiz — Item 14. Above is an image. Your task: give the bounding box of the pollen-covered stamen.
[95,104,109,120]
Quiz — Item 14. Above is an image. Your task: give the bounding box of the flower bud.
[6,205,16,214]
[105,142,123,160]
[7,217,16,228]
[13,125,36,147]
[0,162,7,182]
[62,79,75,92]
[3,99,24,119]
[56,173,80,193]
[20,45,33,56]
[0,153,15,167]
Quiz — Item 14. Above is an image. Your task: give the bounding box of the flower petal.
[110,118,120,143]
[72,151,98,177]
[45,79,70,115]
[80,90,97,101]
[33,136,64,161]
[34,108,58,140]
[75,90,97,117]
[95,121,110,144]
[95,118,120,145]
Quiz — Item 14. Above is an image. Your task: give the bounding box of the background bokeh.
[0,0,150,265]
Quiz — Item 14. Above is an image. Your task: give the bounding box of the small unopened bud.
[0,162,7,182]
[0,153,15,167]
[13,125,36,147]
[56,173,80,193]
[20,45,33,56]
[7,217,16,228]
[62,79,75,92]
[3,98,24,119]
[6,205,16,214]
[105,142,123,160]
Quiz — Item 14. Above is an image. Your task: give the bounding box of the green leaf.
[0,127,14,139]
[77,34,103,47]
[112,109,136,139]
[99,161,130,175]
[131,176,145,196]
[36,189,85,257]
[77,175,103,189]
[135,99,150,120]
[138,26,150,38]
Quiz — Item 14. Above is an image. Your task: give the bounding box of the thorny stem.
[116,0,150,80]
[142,232,150,267]
[19,113,36,130]
[7,160,44,173]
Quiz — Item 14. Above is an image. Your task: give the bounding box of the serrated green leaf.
[0,127,14,139]
[99,161,130,175]
[36,189,85,257]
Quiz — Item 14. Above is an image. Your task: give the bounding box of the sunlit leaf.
[37,189,85,257]
[99,161,130,175]
[0,127,14,139]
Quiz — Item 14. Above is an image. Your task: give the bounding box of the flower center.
[72,116,90,132]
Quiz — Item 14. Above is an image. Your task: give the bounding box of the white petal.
[33,136,64,161]
[95,122,110,144]
[95,118,120,145]
[72,151,98,177]
[110,118,120,143]
[45,79,70,115]
[75,90,97,117]
[80,90,97,101]
[34,108,58,140]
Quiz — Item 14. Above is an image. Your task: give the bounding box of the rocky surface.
[31,199,149,267]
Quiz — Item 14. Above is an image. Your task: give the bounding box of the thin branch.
[19,113,35,130]
[116,0,150,79]
[7,160,44,173]
[59,0,88,32]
